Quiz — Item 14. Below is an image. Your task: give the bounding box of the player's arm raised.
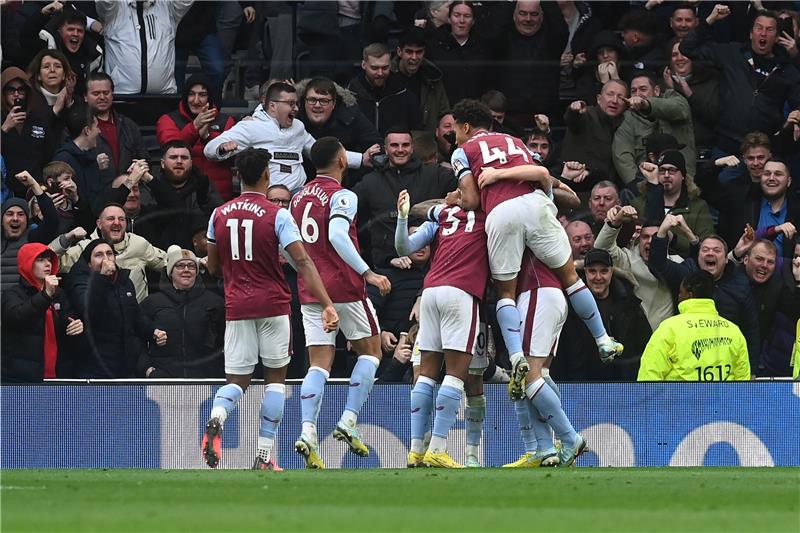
[328,189,391,296]
[551,178,581,210]
[477,164,553,190]
[395,189,439,256]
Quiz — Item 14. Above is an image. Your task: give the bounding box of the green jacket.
[390,56,450,131]
[631,183,714,258]
[638,298,750,382]
[612,89,696,184]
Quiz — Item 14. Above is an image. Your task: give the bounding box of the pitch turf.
[2,468,798,532]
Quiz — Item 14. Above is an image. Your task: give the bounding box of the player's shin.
[341,354,380,427]
[495,298,524,361]
[300,366,329,443]
[428,375,464,453]
[258,383,285,461]
[514,399,538,454]
[209,383,244,424]
[465,394,485,461]
[564,279,609,340]
[527,400,556,454]
[526,377,578,449]
[410,376,436,453]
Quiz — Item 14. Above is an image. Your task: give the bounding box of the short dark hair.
[267,184,291,197]
[305,78,337,98]
[753,9,780,28]
[480,90,507,113]
[266,82,296,103]
[162,140,192,156]
[681,270,715,299]
[235,149,272,186]
[764,157,791,174]
[65,105,97,138]
[398,27,426,49]
[451,99,493,130]
[309,137,344,169]
[700,234,729,254]
[86,72,115,91]
[619,10,659,35]
[55,9,86,30]
[384,125,413,139]
[629,70,659,88]
[448,1,474,17]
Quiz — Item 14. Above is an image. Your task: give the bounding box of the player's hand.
[65,317,83,336]
[715,155,741,167]
[444,189,461,205]
[153,329,168,346]
[639,161,659,184]
[477,166,504,188]
[733,224,755,259]
[707,4,731,24]
[365,270,391,296]
[397,189,410,219]
[569,100,588,114]
[409,295,421,322]
[775,222,797,240]
[322,305,339,332]
[43,275,59,297]
[390,256,413,269]
[381,331,398,353]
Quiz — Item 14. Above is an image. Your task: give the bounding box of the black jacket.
[353,157,456,267]
[426,24,491,105]
[54,139,109,216]
[95,109,149,187]
[1,277,79,382]
[65,260,155,378]
[680,21,800,153]
[648,235,761,372]
[139,272,225,378]
[346,72,423,136]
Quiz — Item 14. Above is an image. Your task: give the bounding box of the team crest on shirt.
[337,195,351,209]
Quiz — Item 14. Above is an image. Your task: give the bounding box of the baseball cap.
[584,248,613,267]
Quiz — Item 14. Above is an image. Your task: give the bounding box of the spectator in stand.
[649,215,760,375]
[54,203,166,303]
[2,54,75,195]
[618,9,665,73]
[680,5,800,181]
[41,160,94,235]
[637,270,750,382]
[552,248,651,381]
[572,30,628,104]
[84,73,148,193]
[353,128,456,268]
[613,71,697,186]
[739,238,800,377]
[53,105,107,215]
[435,111,455,164]
[415,1,453,37]
[633,152,713,258]
[205,82,374,195]
[668,4,699,40]
[561,80,628,184]
[557,1,604,94]
[65,238,166,378]
[156,74,236,200]
[295,77,381,183]
[565,220,594,267]
[391,27,451,132]
[663,37,720,151]
[595,205,680,331]
[20,4,103,94]
[95,0,193,94]
[426,1,490,105]
[1,242,84,382]
[492,0,569,125]
[1,172,60,288]
[481,90,525,138]
[347,43,424,136]
[580,180,622,236]
[139,245,224,378]
[174,2,226,101]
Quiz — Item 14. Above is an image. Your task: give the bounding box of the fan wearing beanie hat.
[166,245,199,276]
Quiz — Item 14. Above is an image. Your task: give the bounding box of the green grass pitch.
[2,468,798,532]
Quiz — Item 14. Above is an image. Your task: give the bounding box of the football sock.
[496,298,523,359]
[565,280,607,339]
[410,376,436,453]
[209,383,243,424]
[527,377,577,449]
[258,383,285,460]
[300,366,329,443]
[429,375,463,453]
[528,400,556,453]
[342,355,380,425]
[543,373,561,399]
[465,394,485,448]
[513,398,537,454]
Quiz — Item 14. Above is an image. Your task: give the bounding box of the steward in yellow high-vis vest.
[638,271,750,381]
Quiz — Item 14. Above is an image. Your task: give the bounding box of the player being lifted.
[291,137,391,469]
[395,189,489,468]
[202,148,339,470]
[448,99,623,400]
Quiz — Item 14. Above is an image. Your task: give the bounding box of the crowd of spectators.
[1,0,798,383]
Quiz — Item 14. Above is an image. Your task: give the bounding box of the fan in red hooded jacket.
[1,242,84,382]
[156,74,236,200]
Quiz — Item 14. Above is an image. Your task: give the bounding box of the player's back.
[459,131,538,214]
[291,176,365,304]
[425,204,489,300]
[210,191,291,320]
